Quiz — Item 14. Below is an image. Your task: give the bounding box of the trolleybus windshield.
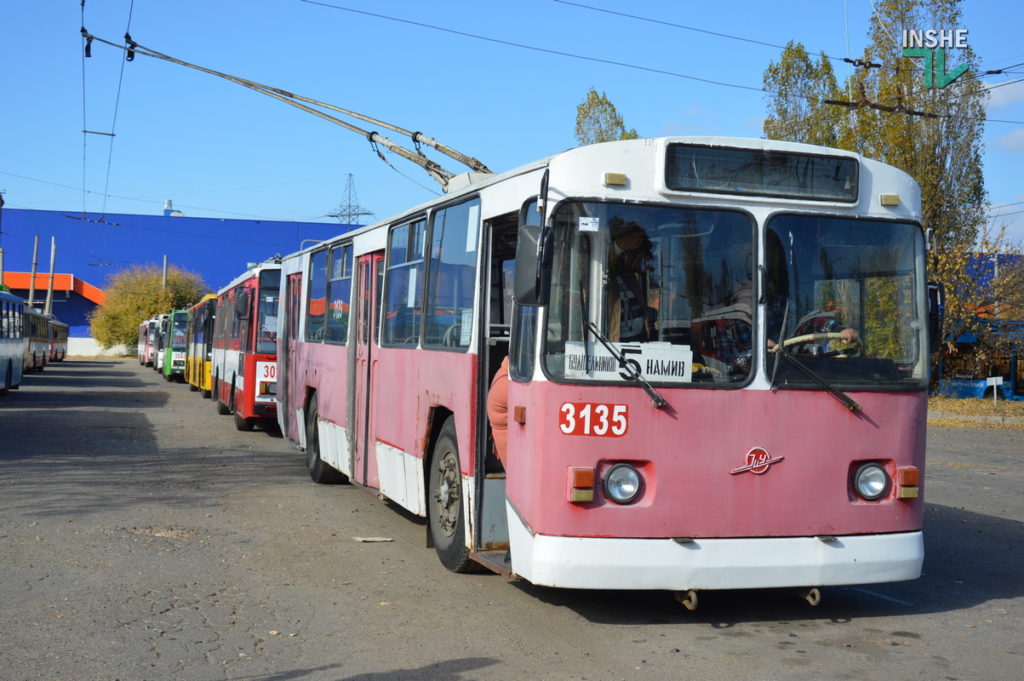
[543,201,755,386]
[257,269,281,354]
[765,215,927,389]
[171,314,188,349]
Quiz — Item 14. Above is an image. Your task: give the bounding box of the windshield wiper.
[773,351,862,413]
[586,322,668,409]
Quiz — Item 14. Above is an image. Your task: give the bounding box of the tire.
[234,410,255,431]
[305,395,345,484]
[0,363,10,396]
[428,417,475,573]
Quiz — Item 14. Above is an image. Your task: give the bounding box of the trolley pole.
[44,236,57,316]
[28,234,39,310]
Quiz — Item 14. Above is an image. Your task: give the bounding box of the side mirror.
[927,281,945,354]
[514,172,552,307]
[514,224,552,306]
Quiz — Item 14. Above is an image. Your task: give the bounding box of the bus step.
[470,549,517,580]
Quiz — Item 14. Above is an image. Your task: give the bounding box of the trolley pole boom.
[81,31,491,191]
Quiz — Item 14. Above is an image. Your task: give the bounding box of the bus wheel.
[234,410,255,431]
[428,417,475,573]
[0,363,10,396]
[305,396,345,484]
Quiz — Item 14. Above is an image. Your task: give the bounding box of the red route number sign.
[558,402,629,437]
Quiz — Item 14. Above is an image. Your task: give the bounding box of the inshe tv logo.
[901,29,969,89]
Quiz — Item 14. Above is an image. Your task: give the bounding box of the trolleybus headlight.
[854,463,890,501]
[603,463,642,504]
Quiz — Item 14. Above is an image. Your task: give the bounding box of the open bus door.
[353,252,384,488]
[282,273,304,443]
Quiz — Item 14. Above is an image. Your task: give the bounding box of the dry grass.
[928,395,1024,430]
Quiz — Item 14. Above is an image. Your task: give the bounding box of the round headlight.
[603,463,641,504]
[854,463,890,500]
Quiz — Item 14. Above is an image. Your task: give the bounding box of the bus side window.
[382,220,426,346]
[306,249,328,342]
[424,199,480,350]
[325,244,352,344]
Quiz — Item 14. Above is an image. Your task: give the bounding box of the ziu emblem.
[730,447,785,476]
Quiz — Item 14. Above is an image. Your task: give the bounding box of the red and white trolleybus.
[137,317,155,366]
[212,260,281,431]
[275,137,934,604]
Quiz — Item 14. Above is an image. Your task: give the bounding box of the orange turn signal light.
[897,466,920,486]
[568,466,595,504]
[897,466,920,499]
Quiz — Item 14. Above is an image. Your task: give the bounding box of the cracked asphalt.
[1,359,1022,681]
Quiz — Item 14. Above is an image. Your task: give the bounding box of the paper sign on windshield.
[563,341,692,383]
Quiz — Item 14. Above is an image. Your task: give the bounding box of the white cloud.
[986,80,1024,110]
[995,128,1024,152]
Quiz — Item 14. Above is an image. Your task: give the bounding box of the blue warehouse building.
[0,206,352,354]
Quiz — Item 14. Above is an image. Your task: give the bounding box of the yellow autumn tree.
[762,0,999,377]
[89,264,209,349]
[575,88,639,146]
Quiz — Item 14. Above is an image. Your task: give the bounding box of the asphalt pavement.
[1,359,1022,681]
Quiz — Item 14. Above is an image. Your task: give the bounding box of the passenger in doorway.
[486,356,510,468]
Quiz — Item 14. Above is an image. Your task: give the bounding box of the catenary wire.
[297,0,1024,125]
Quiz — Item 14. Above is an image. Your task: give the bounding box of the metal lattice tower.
[329,174,375,225]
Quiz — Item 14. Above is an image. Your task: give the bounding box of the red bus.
[212,260,281,431]
[275,137,932,606]
[137,315,162,366]
[48,317,68,362]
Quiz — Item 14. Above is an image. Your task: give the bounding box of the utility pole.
[28,234,39,310]
[44,237,57,316]
[162,255,168,291]
[328,174,374,225]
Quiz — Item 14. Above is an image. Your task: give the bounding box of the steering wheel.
[780,332,862,357]
[442,324,462,347]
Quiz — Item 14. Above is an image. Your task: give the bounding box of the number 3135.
[558,402,628,437]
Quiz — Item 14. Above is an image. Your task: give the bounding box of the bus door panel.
[353,252,384,489]
[283,273,303,443]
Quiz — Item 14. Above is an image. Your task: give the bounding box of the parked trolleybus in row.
[272,137,936,604]
[1,289,26,394]
[23,309,51,373]
[212,261,281,431]
[48,318,68,363]
[150,313,169,372]
[185,294,218,397]
[138,318,154,366]
[158,309,189,382]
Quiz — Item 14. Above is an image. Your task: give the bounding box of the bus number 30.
[559,403,628,437]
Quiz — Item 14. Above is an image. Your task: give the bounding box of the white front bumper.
[508,504,923,590]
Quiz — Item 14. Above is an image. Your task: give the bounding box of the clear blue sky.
[2,1,1022,249]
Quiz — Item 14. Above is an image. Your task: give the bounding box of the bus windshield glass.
[543,201,755,386]
[257,270,281,354]
[171,315,188,349]
[765,215,927,389]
